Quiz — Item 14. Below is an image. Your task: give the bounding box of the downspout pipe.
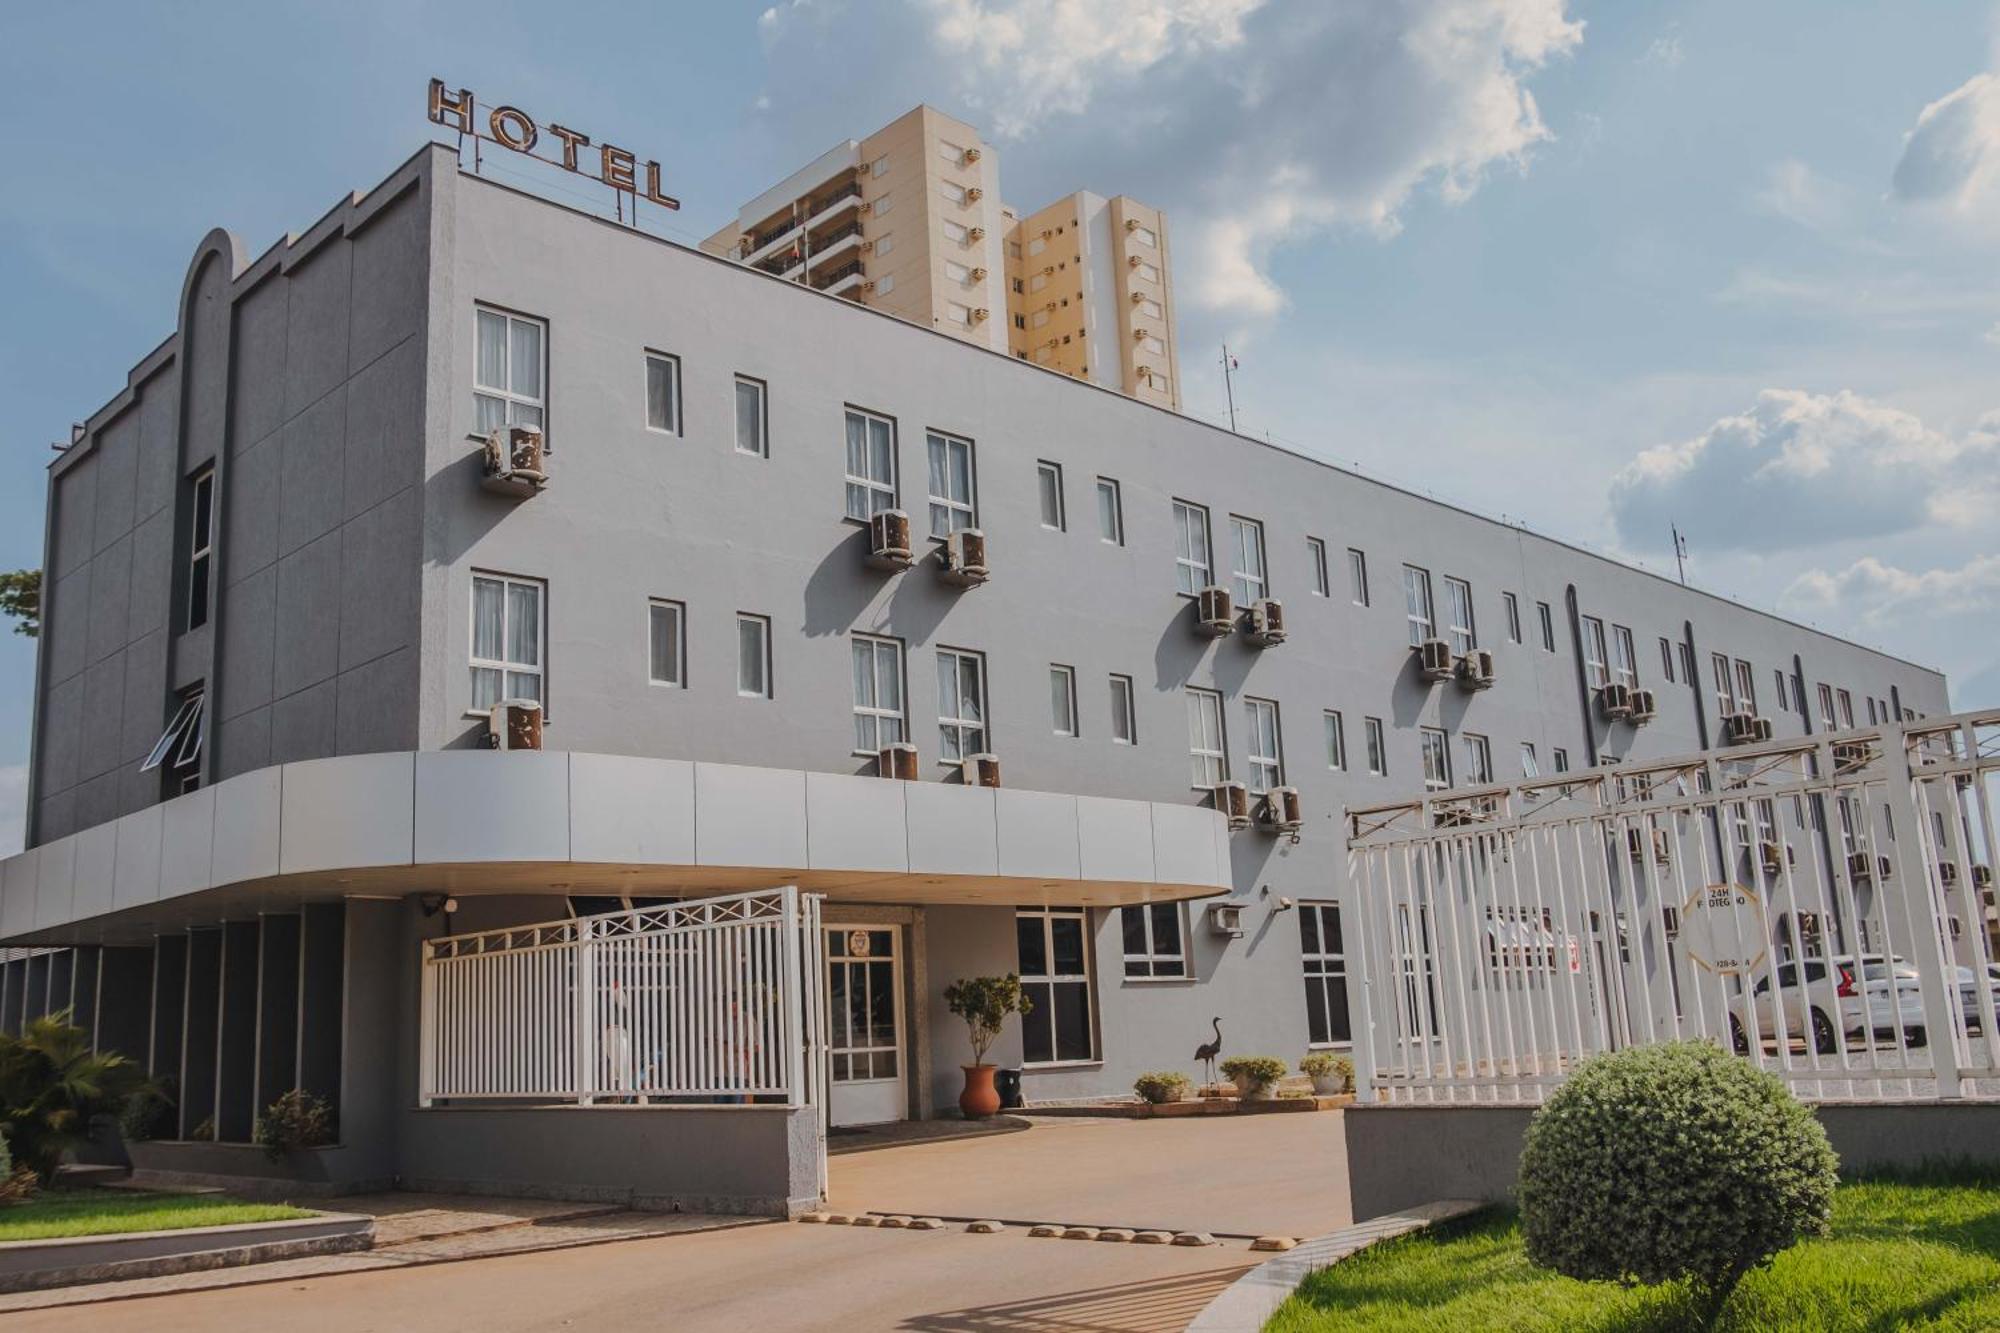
[1565,586,1598,767]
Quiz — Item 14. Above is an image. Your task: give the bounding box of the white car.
[1734,955,1928,1053]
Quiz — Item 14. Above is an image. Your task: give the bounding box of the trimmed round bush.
[1518,1040,1837,1309]
[1133,1072,1189,1105]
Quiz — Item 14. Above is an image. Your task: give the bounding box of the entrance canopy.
[0,751,1234,947]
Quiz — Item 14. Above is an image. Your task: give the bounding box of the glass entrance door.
[826,926,905,1127]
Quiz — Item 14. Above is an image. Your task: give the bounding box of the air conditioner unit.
[963,147,982,164]
[1939,861,1961,886]
[1136,365,1153,377]
[1043,265,1056,276]
[1195,585,1235,637]
[1723,711,1760,745]
[1753,717,1775,742]
[860,280,877,293]
[967,226,985,241]
[1628,688,1658,725]
[1598,681,1633,720]
[1831,741,1870,774]
[1127,254,1141,268]
[877,742,919,781]
[1124,218,1139,231]
[860,240,874,253]
[1206,902,1245,938]
[1759,840,1795,875]
[940,527,989,586]
[1213,780,1251,831]
[1245,598,1286,646]
[964,187,984,202]
[1975,864,1995,890]
[1455,649,1497,691]
[1415,638,1453,683]
[484,698,543,751]
[968,267,988,282]
[1626,826,1671,866]
[479,425,549,498]
[1260,786,1303,838]
[1130,291,1144,304]
[866,508,914,571]
[961,752,1001,788]
[1133,327,1150,341]
[1846,850,1892,883]
[970,307,989,322]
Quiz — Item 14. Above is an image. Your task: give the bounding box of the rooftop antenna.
[1220,345,1239,433]
[1671,523,1689,586]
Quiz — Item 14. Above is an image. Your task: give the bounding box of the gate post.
[576,917,597,1105]
[1882,726,1965,1097]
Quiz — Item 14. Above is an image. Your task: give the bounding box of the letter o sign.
[488,105,538,153]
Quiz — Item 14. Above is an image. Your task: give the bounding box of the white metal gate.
[1346,710,2000,1105]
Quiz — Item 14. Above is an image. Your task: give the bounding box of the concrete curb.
[0,1212,376,1294]
[1184,1200,1483,1333]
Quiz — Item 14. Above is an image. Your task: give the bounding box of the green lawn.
[0,1191,313,1242]
[1269,1175,2000,1331]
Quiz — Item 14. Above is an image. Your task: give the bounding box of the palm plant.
[0,1011,152,1184]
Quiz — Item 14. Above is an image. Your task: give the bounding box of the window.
[1129,223,1158,248]
[1307,538,1329,596]
[186,467,214,631]
[942,219,968,244]
[1582,616,1609,688]
[1403,565,1435,645]
[1049,665,1078,736]
[1173,500,1212,594]
[1346,549,1370,606]
[1245,697,1282,793]
[944,260,970,284]
[936,648,986,761]
[1365,717,1387,776]
[1735,659,1758,714]
[1229,516,1268,605]
[1712,653,1735,715]
[736,614,770,698]
[1503,592,1522,643]
[926,431,977,537]
[1866,696,1878,725]
[875,234,896,259]
[1017,908,1094,1064]
[843,408,897,520]
[1520,742,1540,777]
[1037,461,1065,530]
[1096,477,1124,545]
[1817,683,1837,729]
[873,195,893,217]
[1612,625,1638,689]
[1837,688,1854,728]
[1300,903,1350,1046]
[646,598,684,688]
[1420,727,1451,791]
[1187,688,1226,787]
[1462,733,1493,786]
[644,352,680,434]
[875,273,895,296]
[1109,674,1136,744]
[850,635,905,753]
[471,573,544,710]
[474,306,545,435]
[871,155,888,177]
[1774,668,1790,713]
[141,687,206,776]
[1553,747,1570,773]
[1133,260,1161,283]
[1660,637,1676,682]
[1442,577,1475,655]
[734,376,767,456]
[1121,904,1187,979]
[939,181,966,206]
[1537,601,1555,652]
[1137,297,1164,319]
[1324,710,1346,770]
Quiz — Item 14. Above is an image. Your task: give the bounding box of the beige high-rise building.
[705,105,1179,410]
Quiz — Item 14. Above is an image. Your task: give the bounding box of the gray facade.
[7,144,1951,1179]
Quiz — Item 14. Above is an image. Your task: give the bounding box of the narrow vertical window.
[1837,688,1854,728]
[1324,710,1346,770]
[936,648,987,761]
[647,599,685,688]
[1442,577,1475,655]
[1049,664,1078,736]
[1365,717,1386,776]
[1553,747,1570,773]
[1773,668,1789,712]
[1245,697,1282,793]
[1016,908,1095,1063]
[736,613,771,698]
[186,467,215,632]
[1735,659,1758,713]
[1817,684,1836,729]
[1307,538,1329,596]
[1300,904,1350,1046]
[1173,500,1212,593]
[1187,688,1226,786]
[1502,592,1521,644]
[474,306,546,434]
[734,376,768,456]
[1096,477,1123,544]
[1420,727,1451,791]
[1537,601,1555,652]
[1612,626,1638,688]
[644,352,680,434]
[926,431,977,536]
[1229,517,1267,605]
[1660,637,1676,682]
[1109,674,1136,745]
[1583,617,1609,687]
[1403,565,1435,645]
[843,408,897,520]
[471,573,545,710]
[1520,742,1539,777]
[1712,653,1735,715]
[851,635,906,752]
[1348,549,1369,606]
[1462,733,1492,786]
[1037,461,1065,530]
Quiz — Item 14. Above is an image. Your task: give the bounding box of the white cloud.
[1891,71,2000,209]
[1607,390,1999,554]
[0,764,23,858]
[1782,553,2000,629]
[1753,158,1841,230]
[1641,30,1683,71]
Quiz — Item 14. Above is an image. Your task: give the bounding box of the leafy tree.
[0,1011,152,1183]
[942,974,1030,1067]
[0,568,39,638]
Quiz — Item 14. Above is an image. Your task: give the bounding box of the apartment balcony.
[814,260,866,297]
[755,246,805,278]
[743,218,804,269]
[806,222,864,271]
[801,179,864,233]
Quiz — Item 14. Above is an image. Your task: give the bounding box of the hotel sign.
[1678,882,1768,977]
[428,78,679,211]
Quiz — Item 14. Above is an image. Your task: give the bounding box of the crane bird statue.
[1194,1017,1223,1095]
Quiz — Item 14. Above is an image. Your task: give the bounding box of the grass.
[1269,1172,2000,1331]
[0,1190,313,1243]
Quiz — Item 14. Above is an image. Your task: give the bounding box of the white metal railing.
[1346,709,2000,1105]
[419,886,826,1113]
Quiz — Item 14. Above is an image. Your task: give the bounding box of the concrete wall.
[1344,1101,2000,1221]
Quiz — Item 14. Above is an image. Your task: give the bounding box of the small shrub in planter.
[1219,1055,1287,1099]
[120,1078,178,1143]
[1518,1040,1837,1326]
[188,1116,215,1143]
[1298,1052,1353,1095]
[254,1089,336,1159]
[942,974,1031,1118]
[1133,1072,1189,1105]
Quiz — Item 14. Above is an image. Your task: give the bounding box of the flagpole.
[1221,344,1238,432]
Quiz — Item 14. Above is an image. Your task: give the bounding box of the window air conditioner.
[940,527,989,586]
[964,187,983,202]
[1938,861,1960,887]
[1760,840,1795,875]
[1415,638,1454,682]
[970,307,989,322]
[1127,254,1141,267]
[1195,585,1235,637]
[961,752,1001,788]
[479,425,549,498]
[484,699,543,751]
[963,147,981,164]
[1212,780,1251,831]
[968,267,988,282]
[1123,217,1139,231]
[1136,365,1153,378]
[1722,711,1759,745]
[866,508,914,571]
[1260,786,1303,839]
[1598,681,1633,720]
[1133,327,1150,341]
[967,226,986,241]
[1245,598,1286,646]
[1206,902,1245,938]
[1455,649,1497,691]
[1628,688,1657,724]
[1753,717,1775,742]
[877,742,919,781]
[1845,850,1891,883]
[1974,864,1994,890]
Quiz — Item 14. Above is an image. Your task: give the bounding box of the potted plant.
[942,974,1030,1119]
[1133,1072,1189,1105]
[1220,1055,1287,1101]
[1299,1052,1353,1096]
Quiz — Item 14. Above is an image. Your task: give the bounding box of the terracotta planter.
[959,1064,1002,1119]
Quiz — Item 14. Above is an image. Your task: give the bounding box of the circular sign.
[1678,882,1768,977]
[847,930,872,957]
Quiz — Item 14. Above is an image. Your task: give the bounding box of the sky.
[1,0,1997,852]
